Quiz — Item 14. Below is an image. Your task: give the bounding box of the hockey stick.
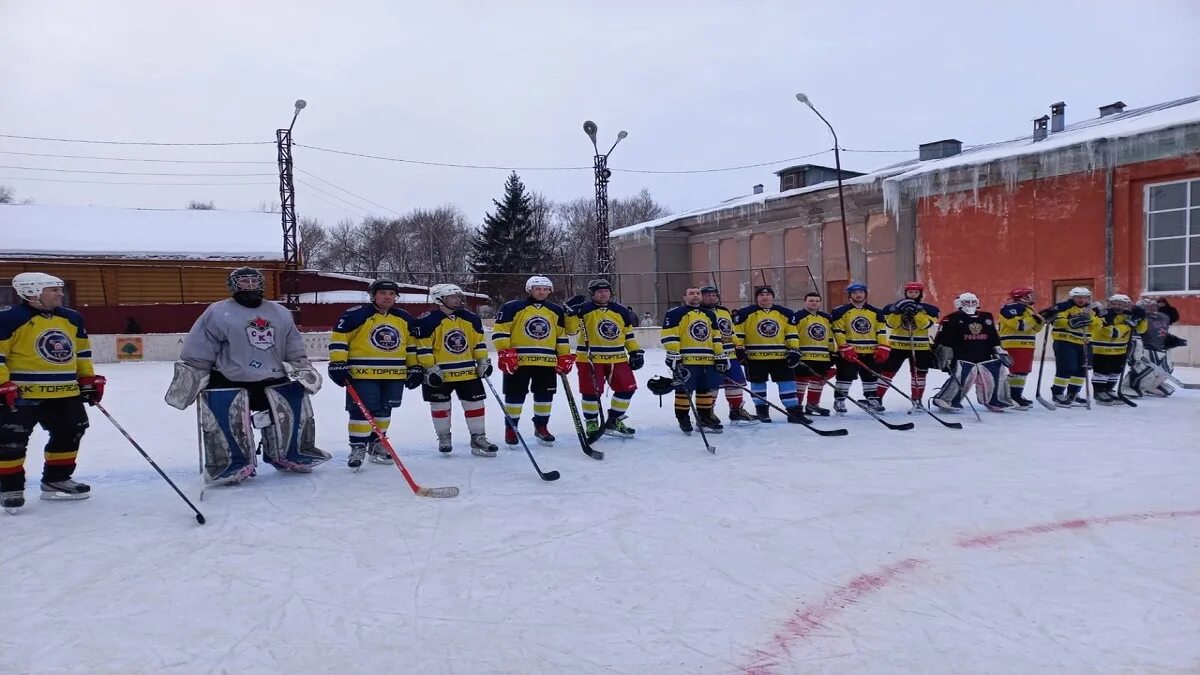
[724,379,848,436]
[95,403,206,525]
[846,354,963,429]
[793,360,913,430]
[482,376,561,481]
[559,373,602,460]
[1112,327,1139,407]
[1083,346,1093,410]
[345,385,459,498]
[681,386,717,454]
[1033,323,1057,411]
[575,314,609,443]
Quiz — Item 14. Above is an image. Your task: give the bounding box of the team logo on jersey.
[756,319,780,338]
[524,316,552,340]
[716,316,734,338]
[596,318,621,341]
[687,319,711,342]
[807,323,827,341]
[246,316,275,350]
[968,322,983,335]
[369,325,401,352]
[35,329,74,364]
[443,328,468,354]
[850,316,872,334]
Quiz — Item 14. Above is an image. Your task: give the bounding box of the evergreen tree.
[470,171,551,301]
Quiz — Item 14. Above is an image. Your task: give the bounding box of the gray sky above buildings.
[3,0,1199,229]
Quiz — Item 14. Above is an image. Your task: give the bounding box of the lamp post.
[277,99,306,311]
[796,93,851,281]
[583,120,628,279]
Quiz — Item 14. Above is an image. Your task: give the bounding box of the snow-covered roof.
[0,204,284,260]
[308,271,375,283]
[297,290,442,305]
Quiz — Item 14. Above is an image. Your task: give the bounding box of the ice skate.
[347,443,367,470]
[470,433,498,457]
[533,425,555,447]
[2,490,24,513]
[437,433,453,454]
[40,479,91,501]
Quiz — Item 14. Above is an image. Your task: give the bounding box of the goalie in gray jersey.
[165,267,330,486]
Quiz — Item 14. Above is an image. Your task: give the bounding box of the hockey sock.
[504,393,526,428]
[674,392,691,414]
[696,391,716,412]
[610,391,633,419]
[463,399,486,435]
[793,378,809,404]
[347,408,373,447]
[834,378,851,400]
[911,369,927,401]
[531,392,553,427]
[806,376,823,405]
[876,371,896,400]
[430,401,452,436]
[777,380,799,409]
[581,393,601,421]
[749,380,769,407]
[724,388,744,409]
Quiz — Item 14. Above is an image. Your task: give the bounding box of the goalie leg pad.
[975,360,1010,407]
[198,388,256,485]
[262,381,331,471]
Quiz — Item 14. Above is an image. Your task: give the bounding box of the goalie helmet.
[227,267,265,294]
[12,272,65,300]
[647,375,676,396]
[525,275,553,293]
[955,292,980,314]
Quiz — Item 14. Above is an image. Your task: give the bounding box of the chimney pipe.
[1099,101,1127,117]
[918,139,963,161]
[1050,101,1066,133]
[1033,115,1049,142]
[753,184,764,195]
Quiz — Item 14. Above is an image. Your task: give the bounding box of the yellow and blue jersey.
[492,299,571,367]
[792,309,836,362]
[705,304,739,356]
[997,302,1045,350]
[0,303,94,400]
[328,305,417,380]
[565,302,640,364]
[1090,310,1147,356]
[883,302,938,352]
[413,309,488,383]
[1047,301,1101,345]
[830,304,888,354]
[660,305,724,365]
[733,305,799,360]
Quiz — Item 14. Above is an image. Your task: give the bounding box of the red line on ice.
[738,508,1200,675]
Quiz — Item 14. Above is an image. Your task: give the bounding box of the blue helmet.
[846,282,868,294]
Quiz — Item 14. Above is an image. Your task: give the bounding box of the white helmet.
[12,272,65,300]
[525,275,553,293]
[429,283,464,303]
[955,292,980,314]
[1108,293,1131,304]
[1069,286,1092,298]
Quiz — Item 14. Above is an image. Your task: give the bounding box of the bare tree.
[611,188,668,230]
[187,200,216,210]
[400,205,473,285]
[298,216,327,268]
[0,184,16,204]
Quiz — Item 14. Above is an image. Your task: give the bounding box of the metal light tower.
[583,120,628,278]
[277,98,306,311]
[796,93,851,281]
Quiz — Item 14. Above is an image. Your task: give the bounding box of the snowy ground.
[2,353,1198,674]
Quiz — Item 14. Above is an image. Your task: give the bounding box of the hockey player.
[830,282,889,413]
[564,279,642,440]
[791,291,836,416]
[878,282,939,411]
[931,292,1012,412]
[327,279,419,469]
[661,287,728,434]
[492,276,573,447]
[413,283,497,456]
[699,285,755,424]
[1040,287,1101,407]
[1124,297,1178,397]
[0,273,103,510]
[166,267,330,486]
[997,287,1045,410]
[1089,294,1145,404]
[733,286,806,423]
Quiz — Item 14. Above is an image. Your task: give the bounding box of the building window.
[1145,178,1200,292]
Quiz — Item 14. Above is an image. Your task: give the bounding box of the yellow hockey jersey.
[733,305,799,360]
[0,303,95,400]
[792,309,836,362]
[830,304,889,354]
[1048,301,1101,345]
[1090,310,1147,356]
[660,305,724,365]
[883,302,938,352]
[328,305,417,380]
[492,299,571,367]
[705,304,739,356]
[413,309,488,383]
[997,302,1045,350]
[565,301,640,364]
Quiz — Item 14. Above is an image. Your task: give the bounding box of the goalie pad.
[933,361,976,407]
[198,388,256,484]
[165,361,209,410]
[1128,352,1175,397]
[261,381,331,471]
[973,359,1012,407]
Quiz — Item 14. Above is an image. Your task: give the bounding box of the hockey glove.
[0,381,18,411]
[497,348,519,375]
[993,347,1013,369]
[896,299,920,316]
[555,353,576,375]
[714,358,730,374]
[935,345,954,371]
[405,366,425,390]
[665,353,681,372]
[873,345,891,364]
[784,350,802,369]
[327,361,352,387]
[1067,312,1092,329]
[476,357,493,378]
[735,347,749,365]
[837,344,859,363]
[426,366,444,388]
[563,294,586,316]
[628,350,645,371]
[78,375,106,405]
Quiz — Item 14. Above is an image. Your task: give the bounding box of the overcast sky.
[2,0,1198,228]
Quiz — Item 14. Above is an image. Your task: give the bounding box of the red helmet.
[903,282,924,292]
[1009,286,1034,300]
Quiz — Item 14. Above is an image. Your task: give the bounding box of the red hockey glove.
[873,346,892,363]
[497,348,519,375]
[0,381,19,410]
[555,353,576,375]
[837,344,858,362]
[78,375,106,405]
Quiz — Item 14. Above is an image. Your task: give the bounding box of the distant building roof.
[0,204,284,260]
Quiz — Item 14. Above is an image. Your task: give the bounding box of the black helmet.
[227,267,265,294]
[647,375,676,396]
[754,285,775,297]
[369,278,401,296]
[699,285,719,296]
[587,278,613,294]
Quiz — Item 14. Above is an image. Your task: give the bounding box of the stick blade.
[195,513,207,525]
[540,470,561,482]
[418,486,460,498]
[583,447,605,460]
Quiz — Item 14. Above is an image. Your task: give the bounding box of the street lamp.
[583,120,628,279]
[796,92,852,281]
[278,99,306,311]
